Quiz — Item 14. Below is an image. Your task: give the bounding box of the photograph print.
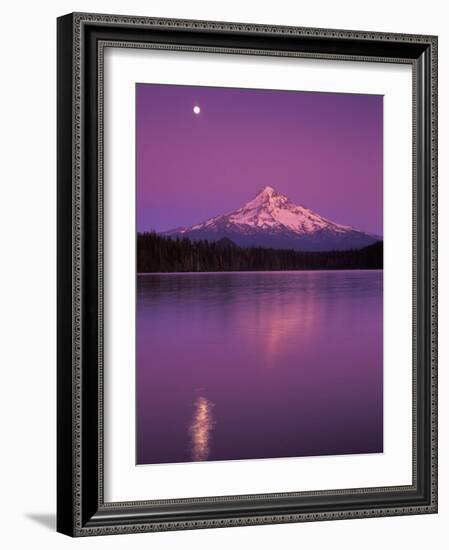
[136,83,383,466]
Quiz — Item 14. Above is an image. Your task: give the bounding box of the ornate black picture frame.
[57,12,438,537]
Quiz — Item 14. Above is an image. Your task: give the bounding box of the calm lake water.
[136,270,383,465]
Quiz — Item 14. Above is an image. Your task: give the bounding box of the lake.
[136,270,383,465]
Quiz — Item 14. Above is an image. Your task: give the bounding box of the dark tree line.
[137,232,383,273]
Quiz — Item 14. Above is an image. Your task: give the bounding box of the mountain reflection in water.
[136,271,383,464]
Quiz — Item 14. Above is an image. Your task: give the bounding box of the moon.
[193,105,201,115]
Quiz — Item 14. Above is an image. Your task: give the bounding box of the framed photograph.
[57,12,438,536]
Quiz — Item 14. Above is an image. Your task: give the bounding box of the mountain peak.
[255,186,283,200]
[249,186,291,211]
[164,186,379,252]
[258,185,276,195]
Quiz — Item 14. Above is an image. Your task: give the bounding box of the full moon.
[193,105,201,115]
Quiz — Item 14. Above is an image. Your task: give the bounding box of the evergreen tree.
[137,232,383,273]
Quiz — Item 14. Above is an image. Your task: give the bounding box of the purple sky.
[136,84,383,236]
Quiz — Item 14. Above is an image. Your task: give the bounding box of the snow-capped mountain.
[164,186,380,251]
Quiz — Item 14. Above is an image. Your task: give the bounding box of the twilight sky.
[136,84,383,236]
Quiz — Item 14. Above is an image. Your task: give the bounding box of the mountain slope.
[164,186,380,252]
